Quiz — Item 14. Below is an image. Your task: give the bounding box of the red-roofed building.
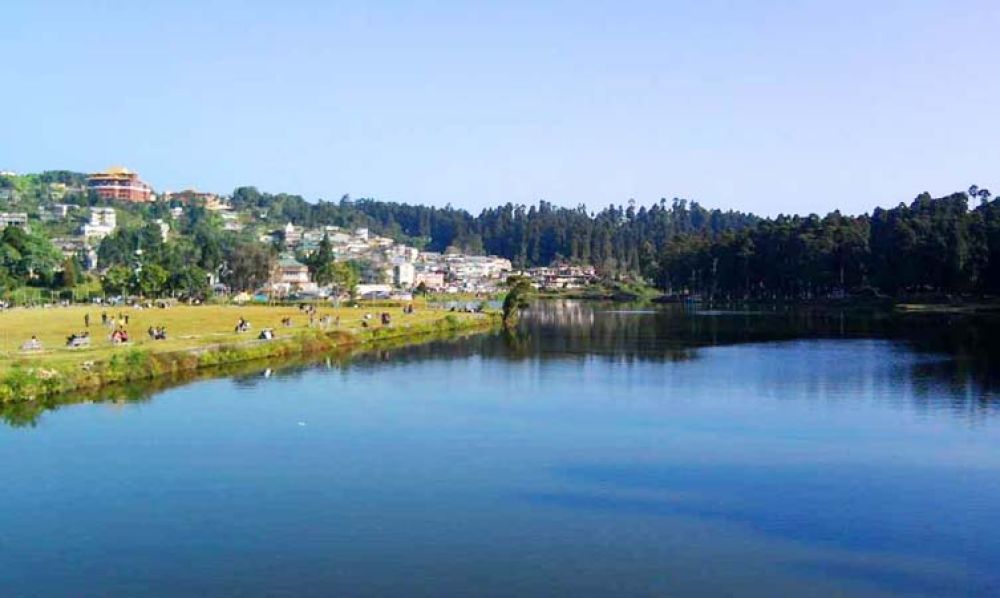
[86,166,153,203]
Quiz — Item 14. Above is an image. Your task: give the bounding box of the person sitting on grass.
[20,336,42,351]
[66,331,91,348]
[258,328,274,340]
[235,318,251,333]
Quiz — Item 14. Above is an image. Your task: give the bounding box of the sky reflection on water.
[2,303,999,597]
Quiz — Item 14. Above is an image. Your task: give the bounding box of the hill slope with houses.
[0,166,600,301]
[6,165,996,304]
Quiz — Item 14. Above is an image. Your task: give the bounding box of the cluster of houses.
[268,227,599,299]
[515,264,599,291]
[269,223,514,299]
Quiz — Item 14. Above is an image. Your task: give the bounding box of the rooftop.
[278,257,307,268]
[90,165,134,177]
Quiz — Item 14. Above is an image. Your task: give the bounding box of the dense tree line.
[657,188,1000,299]
[105,184,1000,299]
[233,186,758,273]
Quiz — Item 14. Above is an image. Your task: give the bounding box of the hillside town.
[0,166,600,301]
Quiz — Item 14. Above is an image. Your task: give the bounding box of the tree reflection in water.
[5,300,1000,427]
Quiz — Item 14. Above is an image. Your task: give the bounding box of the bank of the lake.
[0,304,497,403]
[0,319,499,428]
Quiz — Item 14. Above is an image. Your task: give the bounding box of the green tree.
[59,256,79,288]
[170,265,210,299]
[306,234,335,284]
[329,261,359,297]
[138,263,169,297]
[502,276,533,329]
[225,242,275,292]
[102,265,134,296]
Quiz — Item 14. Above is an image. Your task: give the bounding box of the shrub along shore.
[0,304,497,403]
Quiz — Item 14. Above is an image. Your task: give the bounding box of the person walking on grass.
[84,313,90,328]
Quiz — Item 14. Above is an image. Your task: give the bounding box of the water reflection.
[5,301,1000,428]
[3,301,1000,597]
[346,301,1000,418]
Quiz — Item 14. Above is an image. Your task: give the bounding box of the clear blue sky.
[2,0,997,216]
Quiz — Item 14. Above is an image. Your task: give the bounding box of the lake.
[2,302,999,597]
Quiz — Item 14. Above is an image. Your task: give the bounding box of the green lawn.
[0,303,477,373]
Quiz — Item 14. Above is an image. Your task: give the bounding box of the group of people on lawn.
[20,311,165,351]
[360,312,393,328]
[22,304,417,352]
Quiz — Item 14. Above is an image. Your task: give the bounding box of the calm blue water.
[2,303,999,597]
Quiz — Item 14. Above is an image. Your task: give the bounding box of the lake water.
[2,302,1000,597]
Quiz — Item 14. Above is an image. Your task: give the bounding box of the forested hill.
[9,171,1000,299]
[236,185,1000,298]
[658,188,1000,299]
[231,187,759,271]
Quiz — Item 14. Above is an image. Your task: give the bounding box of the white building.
[356,283,392,299]
[414,270,445,290]
[393,262,416,287]
[283,222,303,246]
[0,212,28,229]
[82,207,117,239]
[154,219,170,242]
[84,246,99,271]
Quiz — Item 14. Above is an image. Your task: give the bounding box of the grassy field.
[0,303,479,374]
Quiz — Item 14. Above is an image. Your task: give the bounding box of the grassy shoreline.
[0,305,498,403]
[0,321,496,427]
